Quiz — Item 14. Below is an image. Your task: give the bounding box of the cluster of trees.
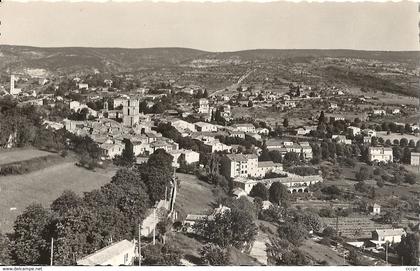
[0,150,174,265]
[266,209,322,265]
[192,197,258,265]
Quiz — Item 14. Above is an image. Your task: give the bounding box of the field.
[300,239,347,266]
[0,148,53,165]
[0,161,116,233]
[175,173,216,219]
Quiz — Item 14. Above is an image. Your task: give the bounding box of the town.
[0,45,419,267]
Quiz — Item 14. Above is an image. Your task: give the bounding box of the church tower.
[122,99,140,127]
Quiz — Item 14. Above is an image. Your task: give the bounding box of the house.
[171,119,196,133]
[231,123,256,133]
[330,103,338,109]
[373,109,386,116]
[392,109,401,114]
[204,141,232,153]
[113,98,127,109]
[371,228,406,244]
[347,126,361,136]
[411,152,420,166]
[283,100,296,108]
[296,127,312,136]
[197,98,210,114]
[363,129,376,137]
[100,142,124,159]
[363,136,372,144]
[168,149,200,168]
[222,154,259,179]
[229,131,246,139]
[368,147,393,163]
[371,203,381,215]
[76,239,136,266]
[332,135,352,145]
[78,83,89,90]
[255,161,283,178]
[195,122,217,132]
[256,128,269,136]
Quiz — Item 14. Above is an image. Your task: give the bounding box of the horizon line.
[1,44,419,53]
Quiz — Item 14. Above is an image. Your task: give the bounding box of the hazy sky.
[0,1,418,51]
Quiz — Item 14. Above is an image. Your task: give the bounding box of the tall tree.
[269,182,289,206]
[397,233,419,266]
[13,204,51,265]
[249,183,269,201]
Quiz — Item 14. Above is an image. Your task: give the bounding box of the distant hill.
[212,49,420,63]
[0,45,208,74]
[0,45,419,75]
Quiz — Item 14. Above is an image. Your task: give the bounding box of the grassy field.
[0,161,116,233]
[0,148,54,165]
[175,173,216,219]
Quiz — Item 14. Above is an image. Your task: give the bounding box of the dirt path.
[249,231,269,265]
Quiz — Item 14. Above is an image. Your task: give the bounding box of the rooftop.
[77,240,135,266]
[374,228,406,237]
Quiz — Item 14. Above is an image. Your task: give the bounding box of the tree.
[293,211,322,232]
[277,222,308,246]
[402,147,411,164]
[249,183,269,201]
[355,166,372,182]
[381,211,402,225]
[283,118,289,128]
[259,141,271,161]
[51,190,83,216]
[348,248,363,265]
[318,111,325,124]
[142,243,182,266]
[200,244,230,266]
[13,204,51,265]
[193,209,257,249]
[52,206,98,265]
[397,233,419,266]
[267,238,309,265]
[269,182,289,206]
[283,152,300,167]
[0,233,13,265]
[156,218,172,244]
[114,139,136,167]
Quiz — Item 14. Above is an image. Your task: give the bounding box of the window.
[124,253,128,264]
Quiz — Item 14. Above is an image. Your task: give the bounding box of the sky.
[0,1,418,51]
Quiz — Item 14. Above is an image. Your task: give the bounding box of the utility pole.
[138,224,141,267]
[50,237,54,266]
[153,208,156,245]
[386,242,389,264]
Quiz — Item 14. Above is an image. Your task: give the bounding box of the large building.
[122,99,140,127]
[368,147,393,163]
[222,154,283,179]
